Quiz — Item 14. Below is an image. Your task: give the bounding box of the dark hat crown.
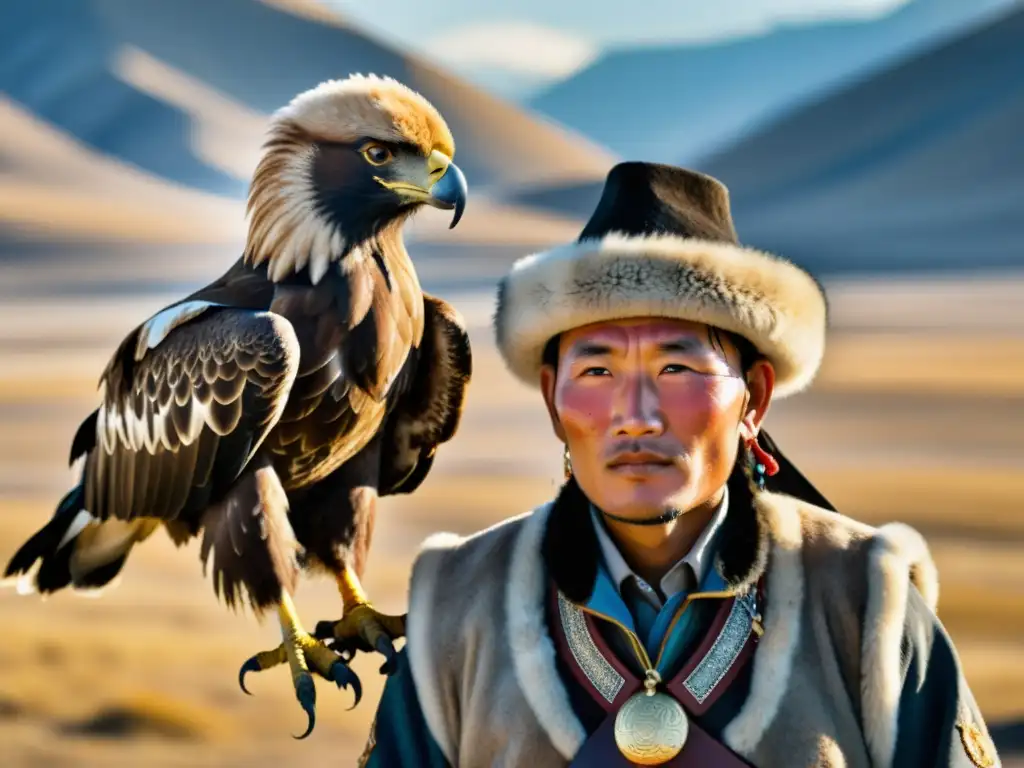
[578,162,739,245]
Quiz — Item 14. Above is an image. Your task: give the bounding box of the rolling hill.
[0,0,613,248]
[700,3,1024,274]
[529,0,1016,166]
[507,4,1024,276]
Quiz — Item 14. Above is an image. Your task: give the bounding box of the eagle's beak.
[428,159,467,229]
[375,150,468,229]
[421,150,467,229]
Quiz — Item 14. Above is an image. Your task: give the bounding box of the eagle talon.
[332,569,406,676]
[374,635,398,676]
[293,674,316,740]
[329,661,363,709]
[323,602,406,673]
[240,596,352,738]
[238,655,262,695]
[237,644,288,695]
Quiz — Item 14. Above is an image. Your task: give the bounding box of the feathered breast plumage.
[263,228,426,490]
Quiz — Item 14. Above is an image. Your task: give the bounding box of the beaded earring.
[746,435,780,492]
[563,445,572,481]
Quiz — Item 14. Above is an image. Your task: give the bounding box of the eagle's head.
[245,74,467,283]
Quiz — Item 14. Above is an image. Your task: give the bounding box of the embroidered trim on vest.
[556,584,761,717]
[682,591,757,704]
[557,591,626,704]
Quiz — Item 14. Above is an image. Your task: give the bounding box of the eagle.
[3,74,472,738]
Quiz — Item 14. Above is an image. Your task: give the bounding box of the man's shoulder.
[766,494,997,767]
[405,500,553,632]
[763,491,939,613]
[401,501,555,761]
[411,502,550,581]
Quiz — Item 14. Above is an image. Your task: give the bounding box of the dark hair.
[541,328,762,376]
[541,335,561,370]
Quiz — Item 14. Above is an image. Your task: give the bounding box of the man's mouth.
[607,451,676,471]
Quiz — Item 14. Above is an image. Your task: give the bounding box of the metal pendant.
[613,671,688,765]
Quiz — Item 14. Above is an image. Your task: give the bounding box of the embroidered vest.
[404,492,986,768]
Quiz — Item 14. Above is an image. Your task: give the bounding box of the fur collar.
[542,474,770,605]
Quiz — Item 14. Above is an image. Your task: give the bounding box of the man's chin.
[601,486,696,522]
[607,469,690,497]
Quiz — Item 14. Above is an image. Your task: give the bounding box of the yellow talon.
[238,593,362,738]
[249,644,287,674]
[337,603,406,642]
[313,567,406,675]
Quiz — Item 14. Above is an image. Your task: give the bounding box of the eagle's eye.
[361,142,393,166]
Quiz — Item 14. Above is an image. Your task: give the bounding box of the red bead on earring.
[749,437,780,477]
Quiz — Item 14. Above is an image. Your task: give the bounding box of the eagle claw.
[374,636,398,676]
[293,674,316,740]
[318,603,406,676]
[239,626,354,738]
[329,660,363,708]
[238,655,262,695]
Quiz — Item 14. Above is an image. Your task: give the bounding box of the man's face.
[540,317,774,521]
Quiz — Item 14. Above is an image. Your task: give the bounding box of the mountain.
[0,0,613,234]
[528,0,1016,166]
[0,0,613,314]
[699,4,1024,274]
[507,5,1024,276]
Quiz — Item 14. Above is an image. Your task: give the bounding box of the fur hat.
[493,162,829,398]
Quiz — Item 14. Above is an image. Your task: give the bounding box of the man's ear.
[539,364,567,443]
[739,359,775,440]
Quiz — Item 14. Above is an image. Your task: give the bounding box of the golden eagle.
[3,74,471,737]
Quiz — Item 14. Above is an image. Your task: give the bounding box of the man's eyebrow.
[657,337,706,354]
[569,341,614,358]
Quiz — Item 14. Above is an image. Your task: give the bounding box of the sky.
[320,0,912,97]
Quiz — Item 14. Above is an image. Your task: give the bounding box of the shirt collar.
[589,486,730,607]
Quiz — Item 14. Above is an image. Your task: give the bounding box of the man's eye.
[581,367,610,377]
[662,364,694,374]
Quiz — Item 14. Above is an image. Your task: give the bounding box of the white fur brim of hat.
[493,233,828,399]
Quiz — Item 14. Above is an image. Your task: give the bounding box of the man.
[359,162,1000,767]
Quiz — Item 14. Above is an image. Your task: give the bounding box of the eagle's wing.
[81,307,299,526]
[379,293,472,496]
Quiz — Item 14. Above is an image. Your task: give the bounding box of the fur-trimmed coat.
[360,479,1000,768]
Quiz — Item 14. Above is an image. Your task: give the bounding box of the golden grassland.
[0,272,1021,766]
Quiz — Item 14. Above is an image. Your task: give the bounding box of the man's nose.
[613,374,664,436]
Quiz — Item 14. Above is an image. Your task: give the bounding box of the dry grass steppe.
[0,252,1021,765]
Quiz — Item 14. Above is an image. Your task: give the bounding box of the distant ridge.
[504,4,1024,276]
[0,0,242,196]
[529,0,1014,165]
[0,0,613,198]
[701,3,1024,274]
